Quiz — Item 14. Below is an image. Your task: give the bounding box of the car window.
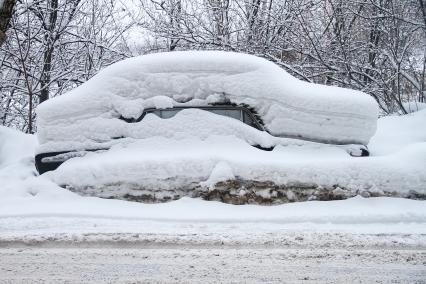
[145,107,261,130]
[243,111,257,128]
[207,109,242,120]
[160,109,181,119]
[146,110,162,117]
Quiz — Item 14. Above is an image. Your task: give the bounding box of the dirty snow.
[1,246,425,284]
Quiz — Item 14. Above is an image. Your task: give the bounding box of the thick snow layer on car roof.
[36,51,378,148]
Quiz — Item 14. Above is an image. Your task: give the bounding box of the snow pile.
[43,109,425,202]
[0,126,36,167]
[47,135,426,202]
[0,126,74,201]
[36,51,378,155]
[0,126,37,180]
[401,101,426,114]
[0,195,425,225]
[369,107,426,155]
[1,197,426,245]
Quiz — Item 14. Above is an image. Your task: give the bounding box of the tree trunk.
[39,0,59,103]
[0,0,16,46]
[419,0,426,102]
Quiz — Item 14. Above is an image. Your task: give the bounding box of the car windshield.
[145,107,262,130]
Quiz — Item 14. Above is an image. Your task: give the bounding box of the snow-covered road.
[1,244,424,283]
[1,215,425,283]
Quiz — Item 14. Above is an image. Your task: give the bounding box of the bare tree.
[2,0,425,131]
[1,0,133,132]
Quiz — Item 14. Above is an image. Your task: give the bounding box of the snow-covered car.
[34,51,379,202]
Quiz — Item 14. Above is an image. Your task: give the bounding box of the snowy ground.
[0,196,425,243]
[1,246,425,283]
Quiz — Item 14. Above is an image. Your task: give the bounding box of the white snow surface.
[36,51,378,155]
[0,110,425,241]
[0,126,36,167]
[0,126,37,180]
[401,101,426,114]
[1,192,425,225]
[369,107,426,155]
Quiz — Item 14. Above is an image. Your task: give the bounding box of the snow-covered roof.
[36,51,378,149]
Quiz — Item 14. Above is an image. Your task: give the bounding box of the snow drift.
[0,126,36,168]
[0,126,37,180]
[36,51,378,155]
[47,135,426,203]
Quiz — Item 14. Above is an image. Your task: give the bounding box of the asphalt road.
[0,244,425,283]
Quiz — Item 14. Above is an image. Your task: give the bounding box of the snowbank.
[369,108,426,155]
[36,51,378,155]
[0,126,37,180]
[46,135,426,202]
[42,109,425,203]
[401,101,426,114]
[1,197,426,244]
[0,126,36,168]
[0,195,425,225]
